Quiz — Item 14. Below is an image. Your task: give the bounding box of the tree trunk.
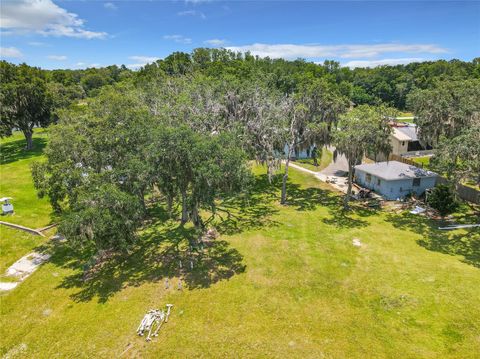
[24,129,33,150]
[281,141,295,205]
[281,157,292,205]
[267,158,274,183]
[138,189,146,212]
[280,163,289,205]
[167,195,174,218]
[343,163,354,210]
[191,203,203,229]
[181,190,188,224]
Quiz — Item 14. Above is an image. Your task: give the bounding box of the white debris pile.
[0,252,51,292]
[137,304,173,341]
[7,253,51,279]
[410,206,426,215]
[352,238,362,247]
[0,282,18,291]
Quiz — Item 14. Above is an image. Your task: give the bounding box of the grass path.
[1,164,479,358]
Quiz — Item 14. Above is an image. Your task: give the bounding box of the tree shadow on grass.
[385,211,480,268]
[285,173,375,228]
[214,173,373,233]
[45,170,374,303]
[0,137,47,165]
[46,219,246,303]
[214,174,280,235]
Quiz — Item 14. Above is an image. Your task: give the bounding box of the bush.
[427,184,459,217]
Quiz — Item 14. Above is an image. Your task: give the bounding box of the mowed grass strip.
[292,147,333,172]
[1,162,479,358]
[0,131,53,275]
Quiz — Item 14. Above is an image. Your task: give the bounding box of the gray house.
[354,161,437,200]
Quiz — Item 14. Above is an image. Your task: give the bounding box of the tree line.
[1,51,479,148]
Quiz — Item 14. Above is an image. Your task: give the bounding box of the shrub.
[427,184,459,217]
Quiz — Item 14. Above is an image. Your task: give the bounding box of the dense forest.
[1,48,479,253]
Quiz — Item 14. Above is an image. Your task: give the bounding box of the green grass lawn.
[0,227,46,274]
[1,157,479,358]
[0,130,52,228]
[293,148,333,172]
[397,112,415,123]
[411,156,431,169]
[0,130,53,273]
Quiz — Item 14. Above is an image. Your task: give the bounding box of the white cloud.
[0,0,107,39]
[0,46,23,58]
[104,2,117,10]
[75,62,101,68]
[126,64,145,70]
[28,41,48,47]
[126,55,160,70]
[204,39,227,47]
[177,10,206,19]
[226,43,448,60]
[163,34,192,44]
[343,58,425,68]
[129,56,160,63]
[47,54,67,61]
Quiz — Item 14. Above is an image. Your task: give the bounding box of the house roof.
[391,125,418,141]
[354,161,437,181]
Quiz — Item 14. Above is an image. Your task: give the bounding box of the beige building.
[376,123,432,161]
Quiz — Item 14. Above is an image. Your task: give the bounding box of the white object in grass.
[438,224,480,230]
[1,197,13,214]
[410,206,426,215]
[0,282,18,291]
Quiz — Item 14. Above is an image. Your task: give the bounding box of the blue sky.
[1,0,479,69]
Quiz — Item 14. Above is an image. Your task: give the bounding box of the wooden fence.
[388,154,480,204]
[388,154,424,168]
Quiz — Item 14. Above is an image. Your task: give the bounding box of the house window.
[402,141,405,146]
[413,178,421,187]
[377,179,381,186]
[366,174,371,182]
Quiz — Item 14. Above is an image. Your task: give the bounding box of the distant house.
[283,144,317,159]
[375,122,432,161]
[354,161,437,200]
[390,123,432,155]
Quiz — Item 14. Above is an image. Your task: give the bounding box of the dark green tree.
[333,105,396,209]
[0,63,52,149]
[59,184,144,251]
[407,79,480,146]
[427,184,459,217]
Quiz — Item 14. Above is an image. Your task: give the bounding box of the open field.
[0,131,53,274]
[1,140,479,358]
[0,130,52,228]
